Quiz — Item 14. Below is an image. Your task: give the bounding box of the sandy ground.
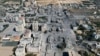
[36,0,82,5]
[0,44,14,56]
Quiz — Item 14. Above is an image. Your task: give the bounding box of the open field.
[0,44,14,56]
[36,0,82,5]
[0,0,21,4]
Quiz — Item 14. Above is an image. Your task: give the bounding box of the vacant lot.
[36,0,82,5]
[0,0,21,4]
[0,44,14,56]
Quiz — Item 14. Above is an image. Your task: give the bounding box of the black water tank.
[63,52,69,56]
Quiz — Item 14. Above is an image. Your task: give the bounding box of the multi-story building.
[15,22,25,32]
[32,21,39,31]
[23,29,31,38]
[5,13,21,23]
[15,45,26,56]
